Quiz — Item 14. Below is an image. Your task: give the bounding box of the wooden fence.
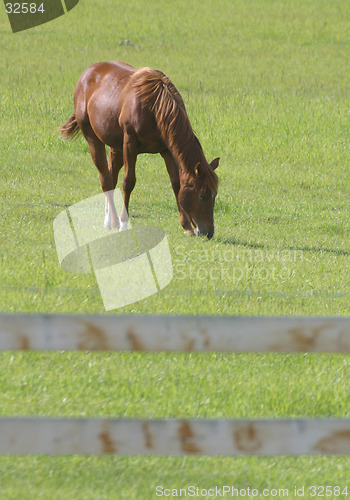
[1,314,350,455]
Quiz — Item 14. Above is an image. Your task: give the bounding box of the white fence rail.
[1,314,350,455]
[1,418,350,455]
[1,314,350,352]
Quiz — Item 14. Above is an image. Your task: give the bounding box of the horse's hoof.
[110,219,120,231]
[119,220,129,232]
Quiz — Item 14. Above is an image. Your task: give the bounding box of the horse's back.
[75,61,136,107]
[77,61,135,87]
[74,61,136,147]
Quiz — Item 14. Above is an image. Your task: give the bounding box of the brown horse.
[59,61,219,238]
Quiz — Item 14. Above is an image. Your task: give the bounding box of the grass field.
[0,0,350,498]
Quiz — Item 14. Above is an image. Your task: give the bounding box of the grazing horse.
[59,61,219,238]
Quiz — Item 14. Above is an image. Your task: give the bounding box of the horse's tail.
[59,113,80,140]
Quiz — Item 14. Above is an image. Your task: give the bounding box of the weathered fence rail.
[1,314,349,455]
[1,314,350,352]
[1,418,350,455]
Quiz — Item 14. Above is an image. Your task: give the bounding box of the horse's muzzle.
[206,231,214,240]
[194,227,214,239]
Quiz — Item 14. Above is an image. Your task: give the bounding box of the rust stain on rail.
[18,335,30,350]
[178,421,200,454]
[313,430,350,454]
[127,328,145,351]
[181,327,211,352]
[183,335,195,352]
[99,425,117,454]
[234,423,263,453]
[142,422,153,449]
[200,327,211,349]
[78,320,109,350]
[272,323,334,352]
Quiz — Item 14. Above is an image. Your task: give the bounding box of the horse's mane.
[130,67,218,194]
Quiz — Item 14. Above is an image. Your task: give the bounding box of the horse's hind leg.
[86,136,120,229]
[161,151,194,235]
[109,148,124,188]
[120,130,137,229]
[104,148,124,229]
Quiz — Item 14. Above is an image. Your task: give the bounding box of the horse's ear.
[194,162,202,177]
[210,157,220,170]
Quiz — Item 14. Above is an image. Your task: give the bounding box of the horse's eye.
[200,192,210,201]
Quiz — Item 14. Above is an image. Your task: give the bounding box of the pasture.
[0,0,349,497]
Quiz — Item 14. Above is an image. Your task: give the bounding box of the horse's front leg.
[120,131,137,230]
[161,151,194,235]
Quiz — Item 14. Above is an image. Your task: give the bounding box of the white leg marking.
[119,218,129,231]
[104,197,111,229]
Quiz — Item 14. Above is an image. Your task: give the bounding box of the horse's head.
[179,157,219,239]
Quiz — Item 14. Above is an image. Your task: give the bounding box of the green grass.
[1,0,349,315]
[1,352,350,498]
[0,0,350,497]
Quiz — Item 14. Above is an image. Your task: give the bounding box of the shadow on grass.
[216,237,350,257]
